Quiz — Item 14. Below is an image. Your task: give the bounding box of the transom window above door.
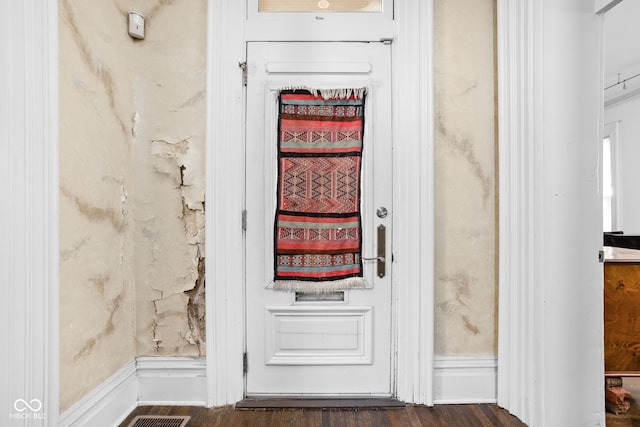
[259,0,382,12]
[246,0,394,41]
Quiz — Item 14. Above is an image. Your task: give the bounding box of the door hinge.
[243,352,248,374]
[242,210,247,231]
[239,61,247,86]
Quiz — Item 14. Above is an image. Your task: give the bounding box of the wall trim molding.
[605,86,640,108]
[205,0,247,407]
[393,0,435,406]
[433,355,497,404]
[496,1,545,424]
[59,357,207,427]
[1,1,60,425]
[59,360,137,427]
[137,357,208,406]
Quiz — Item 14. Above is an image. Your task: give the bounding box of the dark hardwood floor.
[120,403,526,427]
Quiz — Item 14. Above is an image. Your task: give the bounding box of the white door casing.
[1,0,60,425]
[205,0,434,406]
[245,42,393,396]
[497,0,605,425]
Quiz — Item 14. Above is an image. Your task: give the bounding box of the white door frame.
[497,0,605,425]
[2,0,60,424]
[205,0,435,406]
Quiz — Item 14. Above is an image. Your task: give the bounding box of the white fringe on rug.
[273,277,369,292]
[280,86,367,100]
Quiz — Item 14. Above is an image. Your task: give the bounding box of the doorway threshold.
[236,397,406,410]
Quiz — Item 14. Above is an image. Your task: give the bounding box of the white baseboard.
[59,360,138,427]
[433,355,497,404]
[59,357,207,427]
[60,354,495,424]
[137,357,208,406]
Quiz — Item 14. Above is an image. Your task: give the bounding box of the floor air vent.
[126,415,190,427]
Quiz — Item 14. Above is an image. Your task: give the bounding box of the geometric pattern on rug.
[274,90,366,289]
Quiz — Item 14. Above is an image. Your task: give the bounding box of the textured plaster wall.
[433,0,497,355]
[131,0,207,357]
[59,0,207,411]
[59,0,136,411]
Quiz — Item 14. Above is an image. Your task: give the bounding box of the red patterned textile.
[274,90,365,289]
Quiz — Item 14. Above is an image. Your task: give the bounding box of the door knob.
[376,207,388,218]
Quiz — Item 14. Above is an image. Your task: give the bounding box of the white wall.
[541,2,603,424]
[605,97,640,233]
[603,0,640,233]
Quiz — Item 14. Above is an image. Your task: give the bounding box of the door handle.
[362,225,386,278]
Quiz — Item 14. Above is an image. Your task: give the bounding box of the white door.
[245,42,393,396]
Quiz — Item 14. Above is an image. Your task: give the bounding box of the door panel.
[245,42,392,396]
[264,306,373,365]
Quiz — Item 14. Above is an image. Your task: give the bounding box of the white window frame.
[603,121,621,232]
[245,0,395,41]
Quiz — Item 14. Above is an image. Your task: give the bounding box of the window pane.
[603,136,613,232]
[259,0,382,12]
[603,137,612,197]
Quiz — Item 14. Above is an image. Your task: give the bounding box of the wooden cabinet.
[604,248,640,374]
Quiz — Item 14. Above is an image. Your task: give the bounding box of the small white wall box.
[128,12,144,39]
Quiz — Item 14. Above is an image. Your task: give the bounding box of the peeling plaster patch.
[60,186,125,232]
[141,227,160,264]
[151,293,196,352]
[151,139,190,186]
[462,315,480,335]
[154,293,187,316]
[101,176,128,228]
[182,204,205,246]
[119,185,128,222]
[185,257,206,356]
[73,293,123,362]
[151,138,190,159]
[148,137,206,354]
[132,112,139,137]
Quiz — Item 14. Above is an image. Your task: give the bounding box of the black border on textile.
[273,89,366,283]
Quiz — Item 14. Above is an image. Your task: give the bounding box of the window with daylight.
[603,122,620,232]
[258,0,382,12]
